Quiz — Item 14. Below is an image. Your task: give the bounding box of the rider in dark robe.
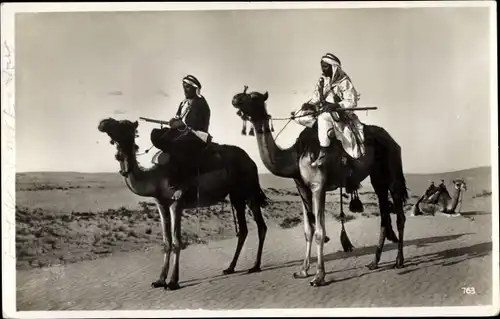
[425,181,438,197]
[150,74,211,200]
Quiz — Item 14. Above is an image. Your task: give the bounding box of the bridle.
[110,138,134,177]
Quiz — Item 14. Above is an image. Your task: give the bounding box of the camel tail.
[377,128,409,207]
[256,187,270,208]
[389,144,409,207]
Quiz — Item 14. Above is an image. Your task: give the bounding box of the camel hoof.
[393,257,404,269]
[151,280,166,288]
[293,270,308,279]
[222,268,235,275]
[166,282,180,291]
[248,267,261,274]
[367,262,379,270]
[309,277,326,287]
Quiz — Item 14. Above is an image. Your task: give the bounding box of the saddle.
[152,141,226,176]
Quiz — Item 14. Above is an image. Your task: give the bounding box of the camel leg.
[151,200,172,289]
[310,188,327,287]
[367,179,396,270]
[393,196,406,268]
[222,197,248,275]
[247,199,267,273]
[293,180,314,279]
[166,202,182,290]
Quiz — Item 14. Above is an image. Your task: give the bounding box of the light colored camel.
[232,88,409,287]
[98,118,268,290]
[411,179,467,217]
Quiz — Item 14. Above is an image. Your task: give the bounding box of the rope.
[137,144,155,156]
[273,118,294,141]
[196,165,200,215]
[340,158,346,223]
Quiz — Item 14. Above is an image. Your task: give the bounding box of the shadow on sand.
[321,241,492,286]
[177,232,487,289]
[459,211,491,217]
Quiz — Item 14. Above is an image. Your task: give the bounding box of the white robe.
[293,73,366,159]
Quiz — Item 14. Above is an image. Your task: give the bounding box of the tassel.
[349,190,364,213]
[339,158,354,252]
[241,119,247,136]
[249,126,255,136]
[270,117,274,132]
[340,221,355,252]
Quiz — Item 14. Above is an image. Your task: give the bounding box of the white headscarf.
[321,53,341,81]
[182,74,203,98]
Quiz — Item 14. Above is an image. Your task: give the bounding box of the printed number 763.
[462,287,476,295]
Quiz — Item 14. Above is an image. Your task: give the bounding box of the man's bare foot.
[172,189,183,201]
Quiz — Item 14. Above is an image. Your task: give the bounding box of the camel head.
[232,85,271,123]
[452,179,467,192]
[98,117,140,158]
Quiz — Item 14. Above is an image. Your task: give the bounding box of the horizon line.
[15,164,492,176]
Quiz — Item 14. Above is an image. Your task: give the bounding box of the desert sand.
[14,167,494,310]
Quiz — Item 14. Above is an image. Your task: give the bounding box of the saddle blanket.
[293,108,366,159]
[327,119,366,159]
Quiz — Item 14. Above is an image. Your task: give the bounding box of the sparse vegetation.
[473,190,492,198]
[279,216,302,229]
[14,167,492,270]
[333,214,356,223]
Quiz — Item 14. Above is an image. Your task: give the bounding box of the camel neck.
[252,119,299,178]
[448,186,462,211]
[122,147,157,197]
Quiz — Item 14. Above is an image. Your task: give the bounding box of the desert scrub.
[333,214,356,223]
[473,190,492,198]
[279,216,302,229]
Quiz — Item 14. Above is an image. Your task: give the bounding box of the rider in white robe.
[293,53,366,167]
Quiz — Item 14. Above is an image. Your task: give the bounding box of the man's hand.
[318,77,325,89]
[169,118,185,129]
[322,102,340,113]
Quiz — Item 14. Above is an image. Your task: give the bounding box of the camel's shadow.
[322,241,492,286]
[177,232,489,289]
[459,210,491,217]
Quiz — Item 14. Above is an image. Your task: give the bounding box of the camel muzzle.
[98,118,119,134]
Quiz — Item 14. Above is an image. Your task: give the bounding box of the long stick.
[139,117,171,127]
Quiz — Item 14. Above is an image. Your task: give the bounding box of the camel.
[231,88,409,287]
[97,117,268,290]
[411,179,467,217]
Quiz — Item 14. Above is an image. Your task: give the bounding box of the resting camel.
[411,179,467,216]
[98,118,268,290]
[231,88,409,287]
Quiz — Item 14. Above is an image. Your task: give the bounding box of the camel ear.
[263,91,269,101]
[133,121,138,129]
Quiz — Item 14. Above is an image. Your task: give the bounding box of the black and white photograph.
[2,1,498,317]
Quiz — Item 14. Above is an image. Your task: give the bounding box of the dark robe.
[175,96,211,133]
[150,96,212,185]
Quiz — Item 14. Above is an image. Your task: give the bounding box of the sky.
[14,5,494,174]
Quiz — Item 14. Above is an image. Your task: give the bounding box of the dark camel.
[232,88,409,287]
[98,118,268,290]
